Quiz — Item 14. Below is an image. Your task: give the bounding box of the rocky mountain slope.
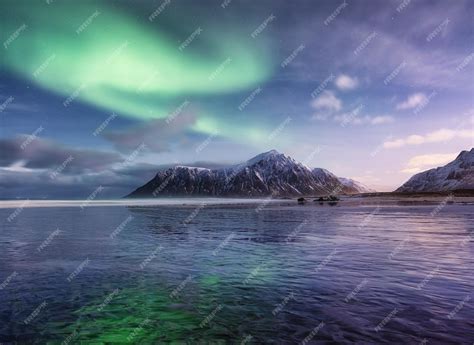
[126,150,373,197]
[396,148,474,192]
[339,177,376,193]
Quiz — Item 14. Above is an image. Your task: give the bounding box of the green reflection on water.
[55,276,229,343]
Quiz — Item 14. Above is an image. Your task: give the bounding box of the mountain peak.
[456,148,474,161]
[126,150,375,198]
[246,149,285,166]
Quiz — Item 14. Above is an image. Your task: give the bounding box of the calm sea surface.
[0,200,473,344]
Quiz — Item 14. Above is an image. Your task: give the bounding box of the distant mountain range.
[126,150,374,198]
[396,148,474,193]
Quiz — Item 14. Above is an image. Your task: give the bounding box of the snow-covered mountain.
[396,148,474,192]
[126,150,370,198]
[338,177,376,193]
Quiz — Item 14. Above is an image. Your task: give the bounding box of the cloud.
[0,156,233,199]
[0,136,122,173]
[401,152,458,173]
[396,93,427,110]
[103,112,196,153]
[370,115,394,125]
[334,114,394,126]
[311,91,342,111]
[311,91,342,120]
[384,128,473,148]
[335,74,358,90]
[0,163,159,199]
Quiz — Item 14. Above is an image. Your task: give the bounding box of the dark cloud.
[0,136,122,173]
[0,131,239,199]
[102,112,197,153]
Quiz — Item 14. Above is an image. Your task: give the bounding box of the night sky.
[1,0,473,198]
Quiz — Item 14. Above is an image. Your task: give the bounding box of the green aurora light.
[1,1,274,140]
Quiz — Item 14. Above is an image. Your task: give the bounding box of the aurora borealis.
[1,0,473,198]
[1,0,273,139]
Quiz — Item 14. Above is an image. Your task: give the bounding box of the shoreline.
[0,193,473,209]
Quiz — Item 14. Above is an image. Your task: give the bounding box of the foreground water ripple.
[0,201,473,343]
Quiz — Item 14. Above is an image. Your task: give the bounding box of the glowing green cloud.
[1,1,273,139]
